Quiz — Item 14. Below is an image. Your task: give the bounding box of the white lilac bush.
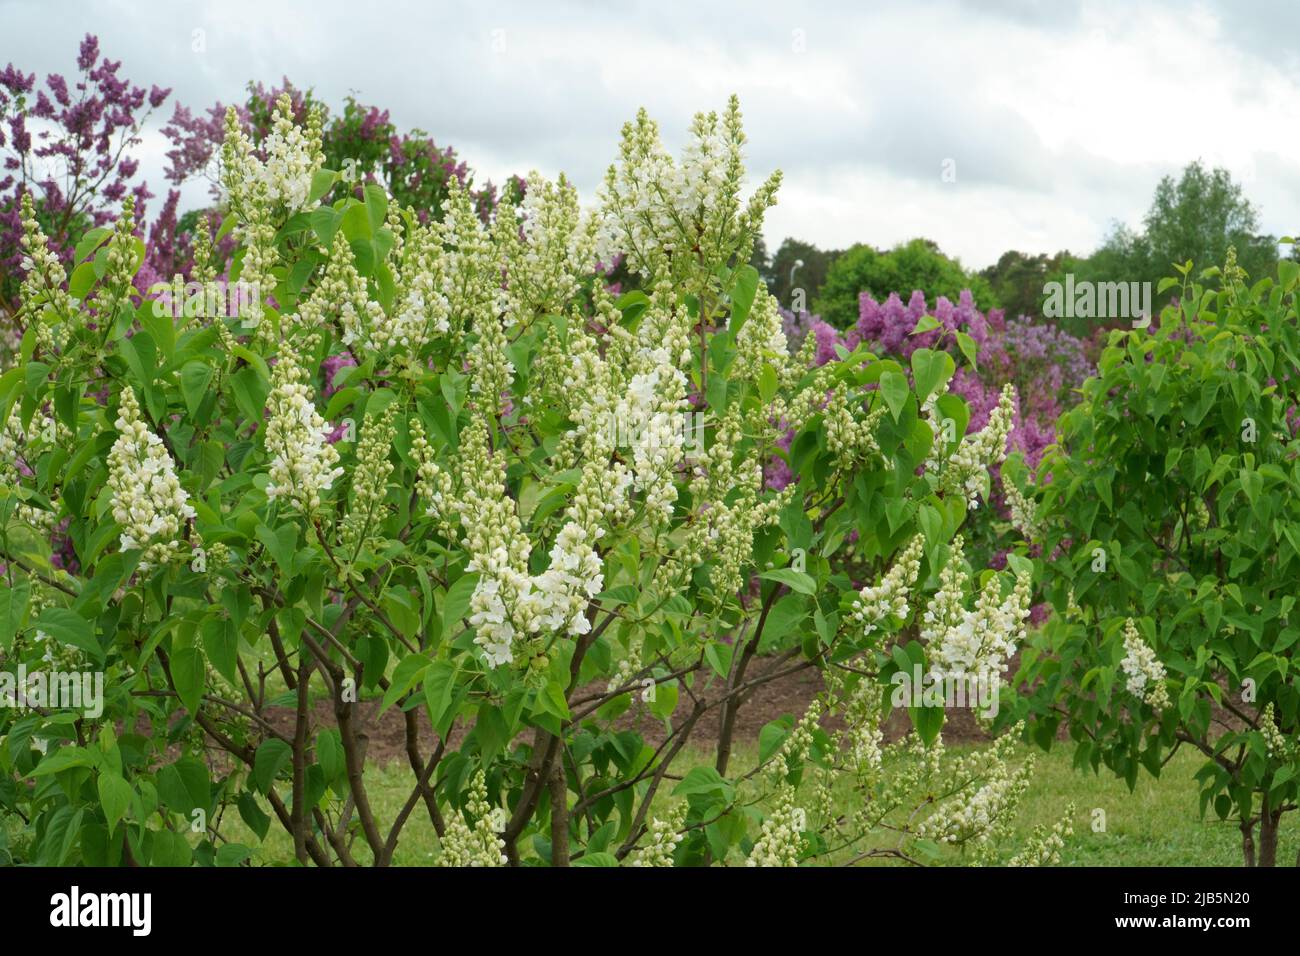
[0,94,1070,866]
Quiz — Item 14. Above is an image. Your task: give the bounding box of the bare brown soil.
[262,656,997,766]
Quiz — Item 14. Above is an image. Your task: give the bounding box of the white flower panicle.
[597,96,781,286]
[940,383,1016,509]
[733,290,790,384]
[439,182,501,343]
[410,419,456,532]
[1008,809,1075,867]
[338,403,397,560]
[502,171,598,318]
[919,536,970,649]
[436,769,507,867]
[839,673,885,778]
[823,385,885,469]
[915,735,1033,851]
[630,802,687,867]
[684,407,792,595]
[467,301,516,417]
[453,418,533,667]
[18,193,78,352]
[929,568,1032,681]
[263,348,343,510]
[221,93,324,214]
[852,533,924,636]
[746,758,806,868]
[1260,704,1294,761]
[1004,477,1041,540]
[93,195,140,317]
[300,231,384,345]
[107,387,195,569]
[522,521,605,637]
[444,416,609,669]
[383,216,452,361]
[0,408,58,533]
[1120,618,1169,710]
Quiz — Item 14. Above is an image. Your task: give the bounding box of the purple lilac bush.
[1,35,170,307]
[769,289,1093,600]
[844,288,1091,471]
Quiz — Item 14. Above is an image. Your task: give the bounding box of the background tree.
[1142,161,1276,284]
[766,237,840,315]
[814,238,996,330]
[979,249,1071,321]
[1046,162,1281,336]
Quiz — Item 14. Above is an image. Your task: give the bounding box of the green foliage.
[1046,162,1281,336]
[765,237,842,313]
[1015,258,1300,864]
[815,239,996,329]
[978,249,1072,321]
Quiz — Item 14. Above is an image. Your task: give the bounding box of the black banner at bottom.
[0,865,1280,942]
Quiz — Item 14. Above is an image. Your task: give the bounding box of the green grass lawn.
[208,740,1293,866]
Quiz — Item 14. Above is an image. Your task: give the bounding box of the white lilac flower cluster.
[221,93,324,215]
[746,763,806,867]
[921,388,949,474]
[381,209,452,363]
[823,385,886,470]
[92,195,140,317]
[1008,809,1076,867]
[445,418,532,667]
[748,702,822,867]
[337,403,397,561]
[1120,618,1169,710]
[299,231,385,348]
[615,359,690,525]
[502,171,598,318]
[914,733,1033,855]
[630,802,687,867]
[1259,704,1295,761]
[263,347,343,511]
[303,212,453,366]
[526,521,606,635]
[466,296,516,418]
[18,193,78,352]
[918,536,971,650]
[851,533,925,637]
[439,183,503,345]
[410,420,457,537]
[938,383,1016,509]
[538,283,691,528]
[684,406,792,596]
[435,769,508,867]
[425,415,607,669]
[927,562,1032,682]
[596,96,781,288]
[831,673,885,781]
[107,387,195,569]
[1004,476,1041,540]
[732,291,790,385]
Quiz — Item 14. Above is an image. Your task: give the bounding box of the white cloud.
[3,0,1297,269]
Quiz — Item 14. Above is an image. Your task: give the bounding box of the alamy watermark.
[1042,274,1151,327]
[50,886,151,936]
[890,665,1000,719]
[603,410,706,460]
[1,666,104,718]
[148,278,262,326]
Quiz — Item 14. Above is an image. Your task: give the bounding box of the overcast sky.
[4,0,1299,270]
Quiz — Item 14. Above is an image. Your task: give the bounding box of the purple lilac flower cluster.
[1,34,170,294]
[802,289,1093,472]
